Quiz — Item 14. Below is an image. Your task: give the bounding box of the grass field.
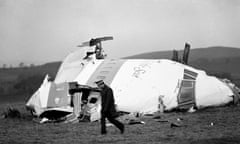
[1,101,240,144]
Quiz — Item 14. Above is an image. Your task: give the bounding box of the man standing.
[95,80,124,135]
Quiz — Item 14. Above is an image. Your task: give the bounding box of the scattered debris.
[177,118,182,121]
[170,122,182,128]
[117,113,145,125]
[106,123,113,127]
[169,117,183,128]
[128,119,145,125]
[40,117,49,124]
[156,120,169,123]
[188,107,196,113]
[153,115,162,119]
[154,116,185,128]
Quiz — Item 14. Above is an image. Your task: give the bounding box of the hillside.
[0,62,61,103]
[125,46,240,60]
[0,61,61,82]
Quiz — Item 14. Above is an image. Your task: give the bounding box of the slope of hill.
[188,47,240,61]
[0,61,61,103]
[0,61,61,81]
[125,46,240,61]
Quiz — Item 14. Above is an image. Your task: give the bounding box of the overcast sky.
[0,0,240,66]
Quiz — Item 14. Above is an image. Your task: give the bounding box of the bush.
[1,106,21,119]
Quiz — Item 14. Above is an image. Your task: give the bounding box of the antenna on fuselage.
[77,36,113,59]
[171,42,191,65]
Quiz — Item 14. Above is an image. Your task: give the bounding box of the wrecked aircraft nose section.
[26,58,240,123]
[26,38,240,123]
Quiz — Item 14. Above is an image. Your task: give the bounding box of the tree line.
[1,62,35,69]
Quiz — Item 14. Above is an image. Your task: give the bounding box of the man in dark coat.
[95,80,124,134]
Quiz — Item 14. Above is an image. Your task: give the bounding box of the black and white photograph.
[1,0,240,143]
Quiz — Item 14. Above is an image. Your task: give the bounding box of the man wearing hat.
[95,80,124,134]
